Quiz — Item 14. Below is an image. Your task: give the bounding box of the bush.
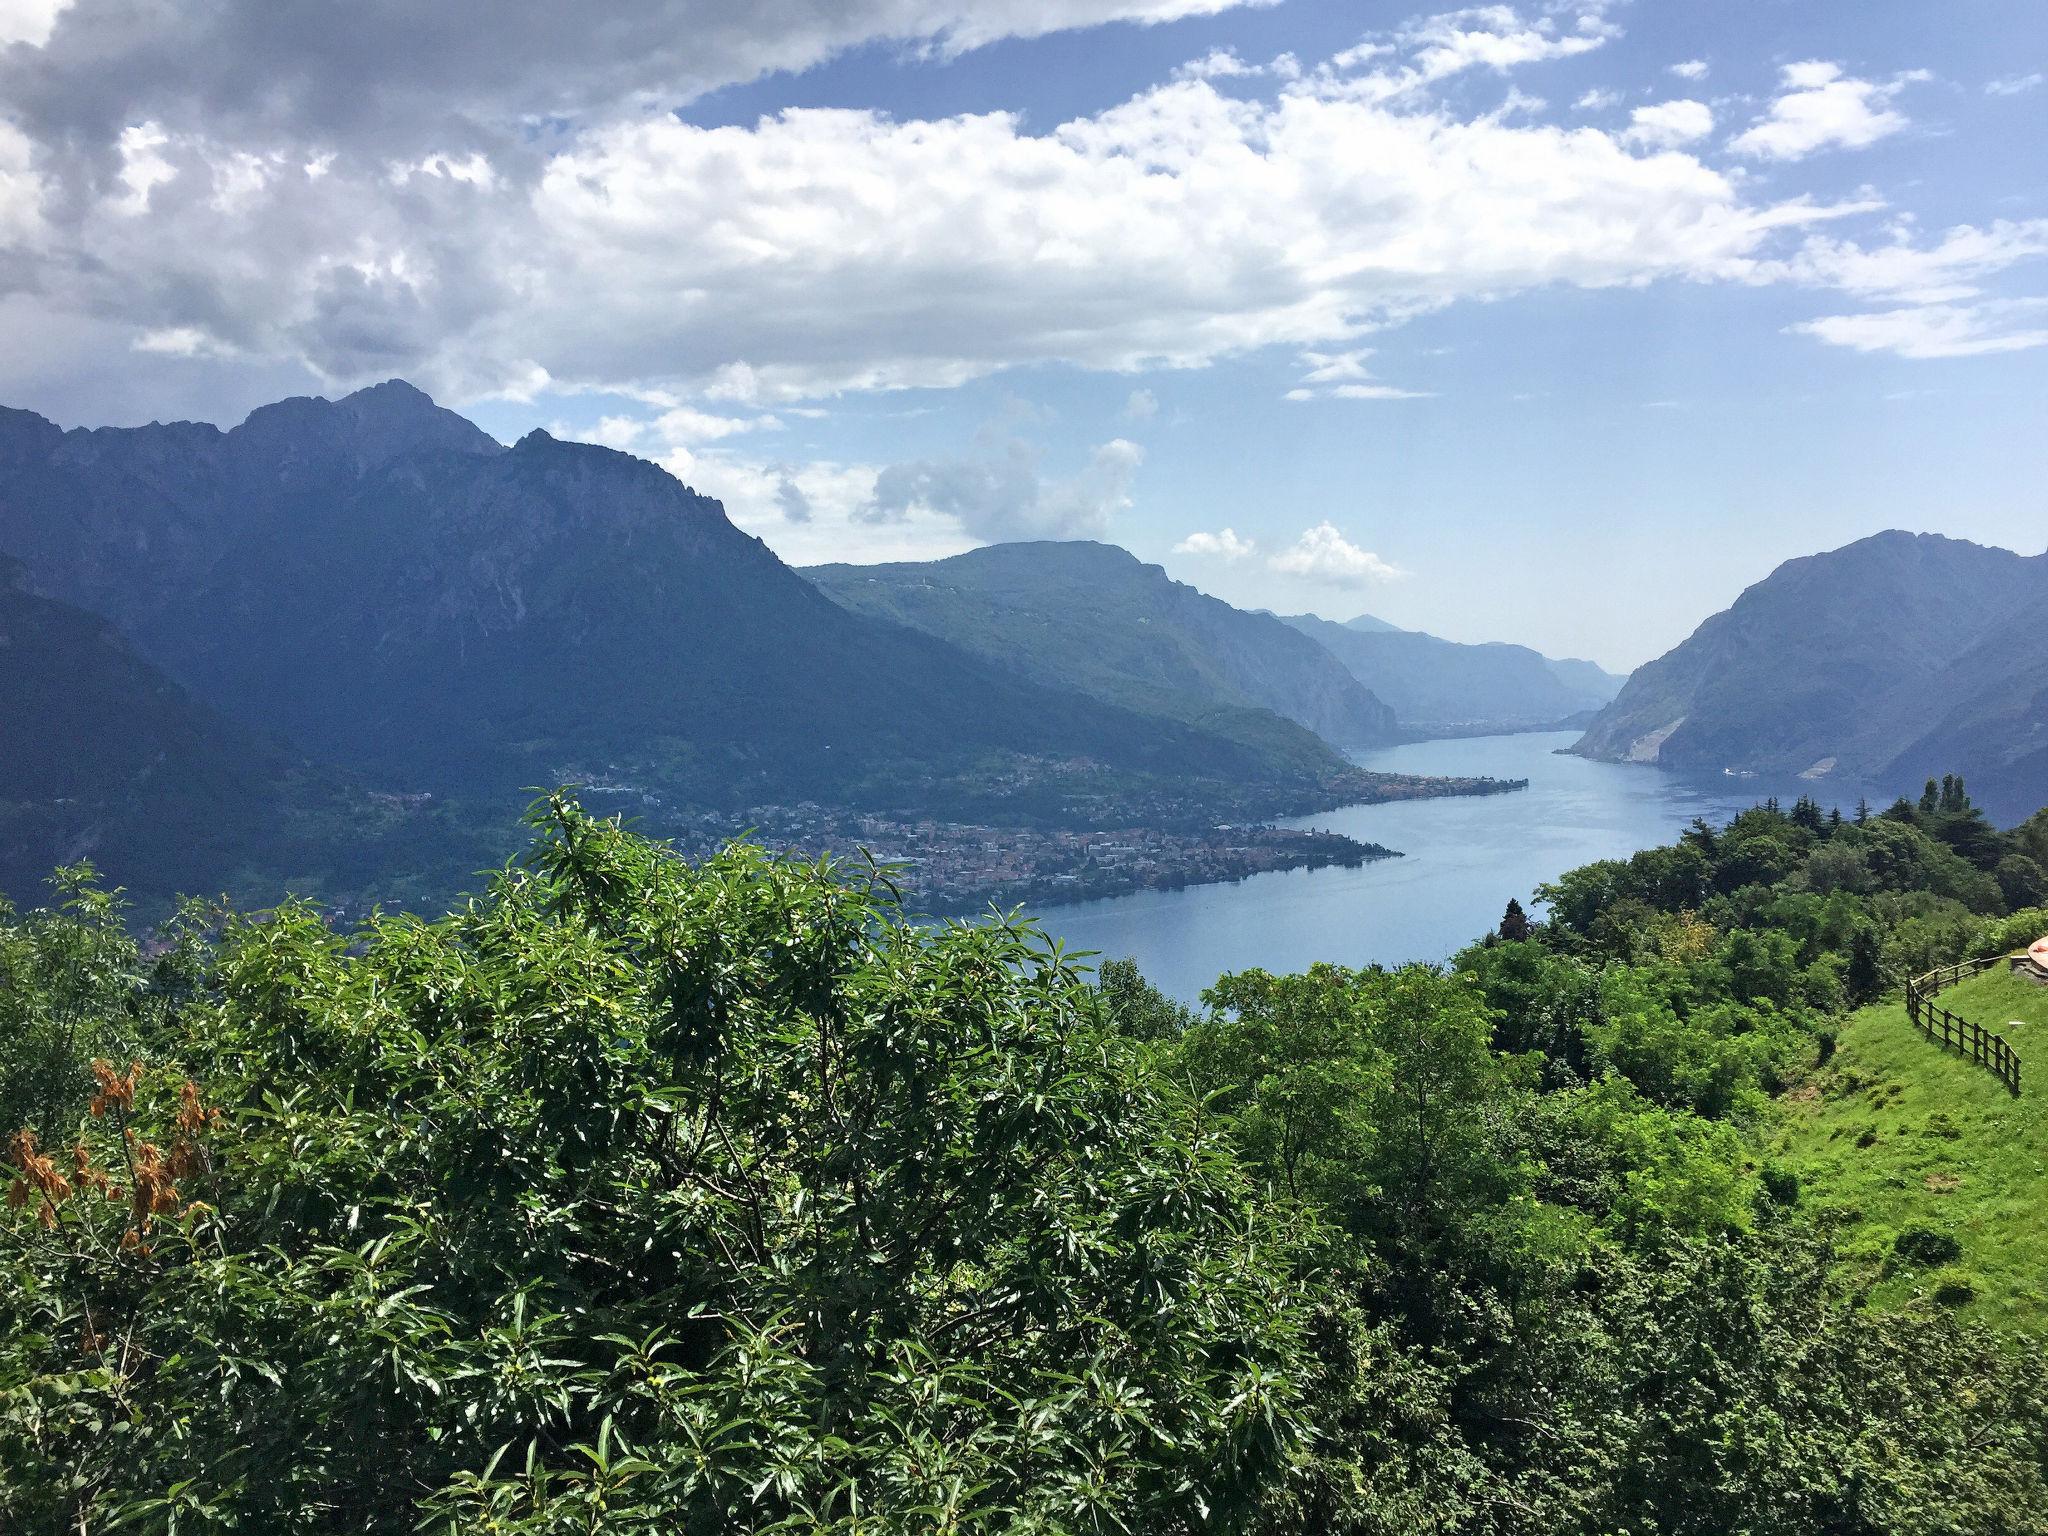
[1893,1225,1965,1268]
[1,801,1309,1533]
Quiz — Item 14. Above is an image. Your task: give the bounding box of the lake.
[1043,732,1878,1004]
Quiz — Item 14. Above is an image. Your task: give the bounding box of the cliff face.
[1570,531,2048,819]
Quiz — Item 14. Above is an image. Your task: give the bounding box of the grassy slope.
[1771,961,2048,1331]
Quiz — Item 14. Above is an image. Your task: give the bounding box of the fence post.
[1905,963,2024,1095]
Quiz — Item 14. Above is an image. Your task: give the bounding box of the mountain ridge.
[1280,610,1627,734]
[0,384,1379,818]
[1570,530,2048,820]
[807,539,1398,759]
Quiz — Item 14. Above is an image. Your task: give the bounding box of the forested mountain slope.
[809,540,1397,760]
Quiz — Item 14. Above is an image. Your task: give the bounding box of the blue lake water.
[1043,732,1879,1004]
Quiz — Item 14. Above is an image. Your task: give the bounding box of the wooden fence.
[1905,957,2021,1096]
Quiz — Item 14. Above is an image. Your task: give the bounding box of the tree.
[2,801,1310,1532]
[1498,897,1532,943]
[1846,924,1885,1005]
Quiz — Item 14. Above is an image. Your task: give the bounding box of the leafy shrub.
[1893,1225,1965,1267]
[2,800,1308,1532]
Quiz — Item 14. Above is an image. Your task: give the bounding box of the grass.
[1769,959,2048,1332]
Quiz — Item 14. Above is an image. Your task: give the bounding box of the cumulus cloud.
[1124,387,1158,419]
[1173,527,1257,559]
[1730,61,1919,161]
[0,3,1963,412]
[1573,88,1620,111]
[1985,72,2043,97]
[557,405,782,450]
[1621,100,1713,151]
[1668,59,1709,81]
[1789,300,2048,359]
[1395,4,1615,83]
[0,0,69,47]
[0,0,1260,162]
[863,436,1144,543]
[1268,522,1403,586]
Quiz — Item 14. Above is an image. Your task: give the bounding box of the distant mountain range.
[1571,531,2048,822]
[1279,612,1626,734]
[808,541,1398,761]
[0,384,1359,815]
[0,382,1502,909]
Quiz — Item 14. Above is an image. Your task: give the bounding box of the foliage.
[1770,963,2048,1331]
[2,801,1308,1532]
[5,783,2048,1532]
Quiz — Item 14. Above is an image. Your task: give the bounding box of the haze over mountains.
[808,542,1398,760]
[1572,531,2048,822]
[1279,612,1626,735]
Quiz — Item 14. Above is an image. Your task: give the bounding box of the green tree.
[2,801,1310,1533]
[1498,898,1531,943]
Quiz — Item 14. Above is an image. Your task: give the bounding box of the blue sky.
[1,0,2043,668]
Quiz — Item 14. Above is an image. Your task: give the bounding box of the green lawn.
[1770,960,2048,1332]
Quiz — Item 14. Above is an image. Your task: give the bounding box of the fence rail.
[1904,956,2021,1096]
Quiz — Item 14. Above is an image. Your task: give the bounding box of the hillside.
[1772,962,2048,1331]
[807,541,1397,758]
[0,558,504,914]
[1280,611,1625,734]
[1571,531,2048,820]
[0,386,1365,813]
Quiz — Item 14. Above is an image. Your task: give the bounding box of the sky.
[1,0,2044,670]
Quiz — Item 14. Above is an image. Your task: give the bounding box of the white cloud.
[3,0,1267,158]
[1730,61,1918,161]
[1668,59,1709,81]
[862,435,1144,542]
[1789,300,2048,359]
[1123,386,1158,419]
[1173,527,1257,559]
[0,7,1937,411]
[670,449,974,566]
[1397,4,1615,83]
[1288,347,1432,399]
[0,0,69,47]
[1329,382,1434,399]
[1573,88,1620,111]
[558,405,781,449]
[131,325,234,357]
[0,121,48,245]
[1770,219,2048,304]
[1985,72,2043,97]
[1268,522,1404,585]
[1298,347,1377,383]
[1621,99,1713,151]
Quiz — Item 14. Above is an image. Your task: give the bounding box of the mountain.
[1570,531,2048,821]
[1281,612,1627,735]
[0,385,1351,817]
[0,558,310,908]
[0,554,523,917]
[806,541,1398,762]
